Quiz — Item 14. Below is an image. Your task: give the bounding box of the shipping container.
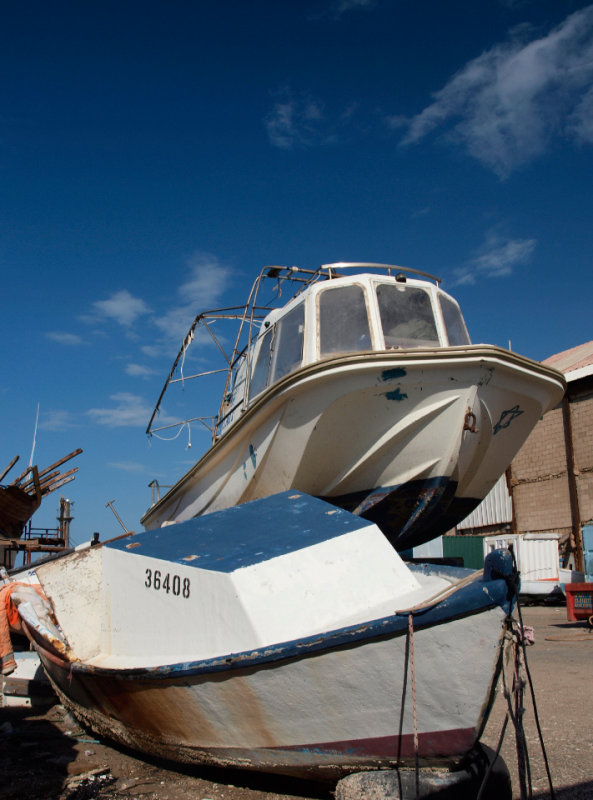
[483,532,561,596]
[442,535,484,570]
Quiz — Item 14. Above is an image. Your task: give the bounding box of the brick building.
[453,342,593,571]
[509,341,593,570]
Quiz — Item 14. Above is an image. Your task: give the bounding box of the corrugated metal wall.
[457,474,512,530]
[484,533,560,581]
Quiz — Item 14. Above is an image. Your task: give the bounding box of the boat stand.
[335,744,511,800]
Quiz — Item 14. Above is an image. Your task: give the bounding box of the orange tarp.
[0,582,45,675]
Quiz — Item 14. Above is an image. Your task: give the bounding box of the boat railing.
[320,262,441,285]
[145,262,443,447]
[148,480,174,505]
[149,415,218,437]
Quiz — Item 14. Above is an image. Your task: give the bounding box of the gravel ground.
[1,604,591,800]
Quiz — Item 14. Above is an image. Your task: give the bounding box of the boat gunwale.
[142,344,565,525]
[25,569,512,680]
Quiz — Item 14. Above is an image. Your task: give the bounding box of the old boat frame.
[12,492,519,779]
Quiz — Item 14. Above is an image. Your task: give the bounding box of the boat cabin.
[146,263,472,445]
[245,272,470,405]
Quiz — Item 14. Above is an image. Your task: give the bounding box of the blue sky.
[2,0,593,546]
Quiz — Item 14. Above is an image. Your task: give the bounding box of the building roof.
[543,341,593,382]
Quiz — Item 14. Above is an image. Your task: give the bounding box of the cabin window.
[319,285,372,356]
[249,328,273,399]
[270,302,304,384]
[376,284,439,348]
[439,295,471,346]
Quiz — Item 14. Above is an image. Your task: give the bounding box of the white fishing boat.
[142,263,565,551]
[11,492,518,778]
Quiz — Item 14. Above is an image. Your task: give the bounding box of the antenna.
[106,499,130,533]
[28,403,40,468]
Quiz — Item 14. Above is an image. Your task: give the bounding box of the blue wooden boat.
[14,492,517,779]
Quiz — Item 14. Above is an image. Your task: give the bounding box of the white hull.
[38,607,506,777]
[142,346,564,550]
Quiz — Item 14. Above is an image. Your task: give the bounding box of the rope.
[515,596,556,800]
[512,624,532,800]
[150,421,190,442]
[545,623,593,642]
[545,631,593,641]
[408,613,420,800]
[394,568,483,616]
[491,557,556,800]
[395,624,411,799]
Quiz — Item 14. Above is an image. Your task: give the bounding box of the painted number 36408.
[145,568,190,598]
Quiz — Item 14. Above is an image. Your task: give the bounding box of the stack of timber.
[0,449,82,556]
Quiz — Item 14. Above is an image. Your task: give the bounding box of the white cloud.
[92,290,151,327]
[45,332,85,346]
[266,90,329,149]
[395,6,593,176]
[154,252,233,343]
[77,253,233,376]
[335,0,375,10]
[87,392,156,428]
[87,392,179,429]
[453,232,536,285]
[152,306,197,346]
[39,409,78,431]
[328,0,376,18]
[569,85,593,143]
[125,363,158,378]
[309,0,376,20]
[179,252,233,308]
[108,461,147,473]
[265,90,362,150]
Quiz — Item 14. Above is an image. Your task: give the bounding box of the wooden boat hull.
[15,493,516,779]
[33,605,507,778]
[142,346,564,550]
[0,470,42,539]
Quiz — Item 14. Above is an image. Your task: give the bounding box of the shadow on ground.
[533,783,593,800]
[0,706,79,800]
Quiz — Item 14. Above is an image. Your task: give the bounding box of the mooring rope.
[515,595,556,800]
[408,613,420,800]
[394,568,483,616]
[478,562,557,800]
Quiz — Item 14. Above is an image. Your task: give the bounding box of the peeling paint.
[242,444,257,480]
[381,367,407,381]
[384,388,408,402]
